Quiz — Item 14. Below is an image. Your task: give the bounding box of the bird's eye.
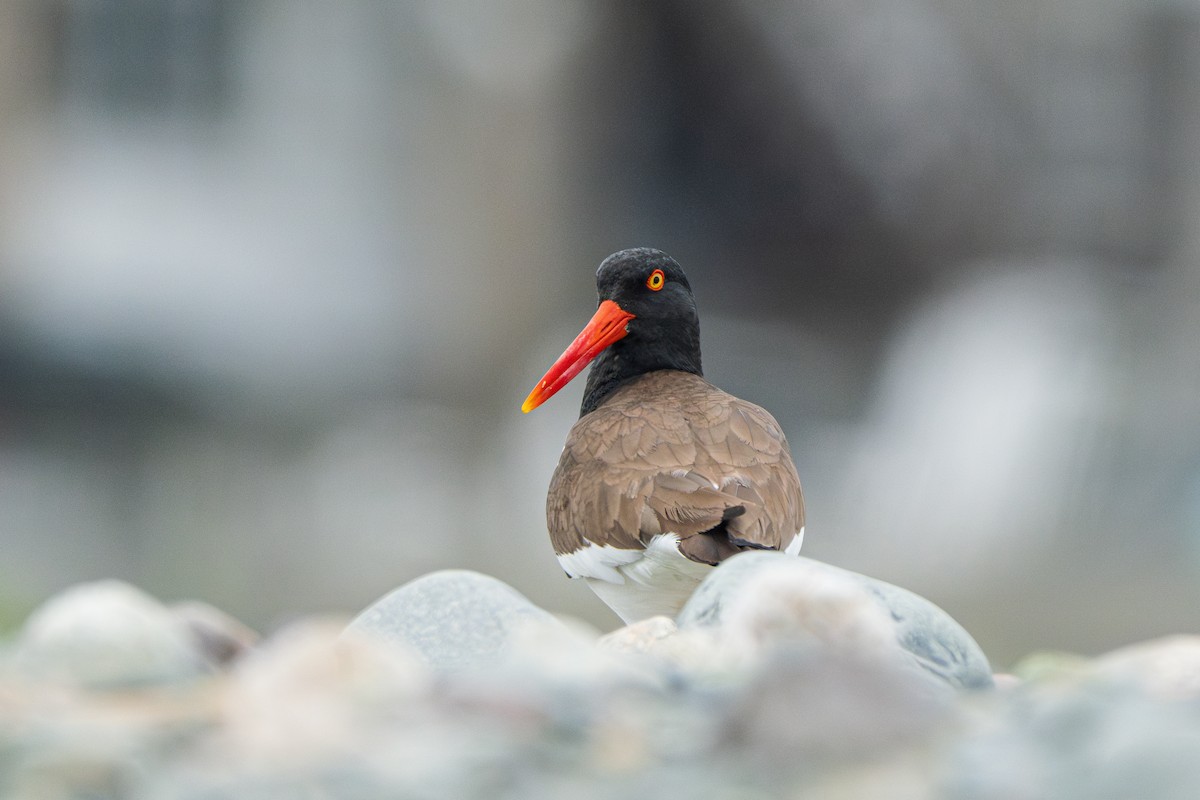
[646,269,665,291]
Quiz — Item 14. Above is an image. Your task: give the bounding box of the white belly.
[584,536,714,623]
[558,528,805,624]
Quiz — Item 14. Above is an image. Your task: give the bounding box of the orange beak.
[522,299,635,413]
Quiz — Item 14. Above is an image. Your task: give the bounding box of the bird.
[521,248,805,623]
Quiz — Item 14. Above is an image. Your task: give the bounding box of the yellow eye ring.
[646,269,665,291]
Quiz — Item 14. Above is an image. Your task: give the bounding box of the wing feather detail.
[547,371,805,565]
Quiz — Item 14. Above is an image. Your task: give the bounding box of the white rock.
[14,580,206,688]
[719,558,901,664]
[1092,635,1200,700]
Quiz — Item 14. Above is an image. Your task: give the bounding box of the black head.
[522,247,704,416]
[595,247,695,319]
[591,248,702,395]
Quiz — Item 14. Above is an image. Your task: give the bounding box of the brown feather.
[548,371,805,564]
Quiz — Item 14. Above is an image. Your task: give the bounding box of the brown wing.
[547,371,805,567]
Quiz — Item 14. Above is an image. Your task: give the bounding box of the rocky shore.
[2,552,1198,799]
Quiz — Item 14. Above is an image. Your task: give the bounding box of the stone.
[598,616,730,680]
[169,600,260,668]
[218,620,432,765]
[492,614,645,689]
[343,570,566,673]
[1011,650,1091,684]
[12,579,208,688]
[721,645,956,770]
[29,569,1200,797]
[677,551,994,690]
[943,679,1200,800]
[716,557,905,662]
[709,559,960,777]
[1091,635,1200,700]
[598,616,680,655]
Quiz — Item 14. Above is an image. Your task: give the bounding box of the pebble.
[12,579,209,688]
[678,551,995,690]
[169,600,260,668]
[342,569,568,673]
[1090,635,1200,700]
[216,619,433,765]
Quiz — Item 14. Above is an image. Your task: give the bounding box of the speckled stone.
[343,570,566,673]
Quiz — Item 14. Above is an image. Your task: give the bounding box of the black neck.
[579,326,703,416]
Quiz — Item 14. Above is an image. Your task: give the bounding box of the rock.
[943,679,1200,800]
[677,551,993,690]
[343,570,567,673]
[721,645,956,770]
[1091,635,1200,700]
[493,615,647,689]
[31,569,1200,797]
[12,580,208,688]
[598,616,680,655]
[716,557,906,662]
[218,620,432,765]
[991,673,1022,691]
[1011,650,1091,684]
[597,616,731,680]
[169,600,260,668]
[710,558,960,776]
[441,614,668,743]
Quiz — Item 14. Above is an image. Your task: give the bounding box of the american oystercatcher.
[522,248,805,622]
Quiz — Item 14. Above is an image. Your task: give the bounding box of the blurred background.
[1,0,1198,668]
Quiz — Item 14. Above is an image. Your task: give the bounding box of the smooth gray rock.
[12,579,208,688]
[343,570,565,672]
[677,551,994,690]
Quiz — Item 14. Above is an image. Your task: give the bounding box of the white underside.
[785,525,806,556]
[558,526,806,624]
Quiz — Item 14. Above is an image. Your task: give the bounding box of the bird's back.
[548,370,805,584]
